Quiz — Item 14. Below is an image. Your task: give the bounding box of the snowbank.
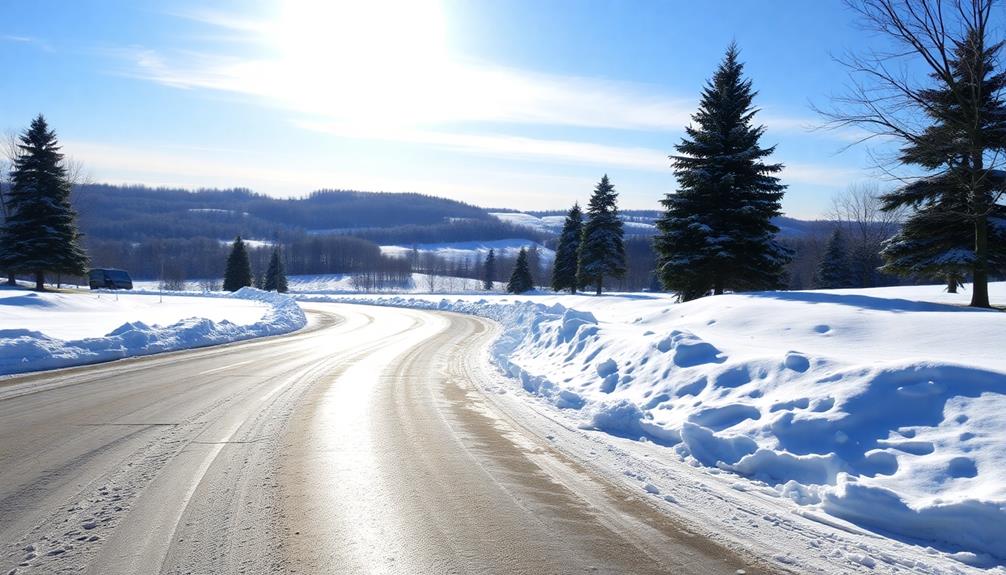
[0,288,306,375]
[300,284,1006,564]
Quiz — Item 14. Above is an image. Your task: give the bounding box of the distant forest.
[58,183,921,293]
[71,184,554,287]
[73,185,495,241]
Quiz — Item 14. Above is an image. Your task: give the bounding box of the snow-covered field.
[0,289,268,340]
[0,287,306,375]
[299,282,1006,572]
[135,273,505,294]
[380,238,554,263]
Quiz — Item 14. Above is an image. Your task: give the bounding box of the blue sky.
[2,0,896,218]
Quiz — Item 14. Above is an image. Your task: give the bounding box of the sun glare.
[263,0,452,129]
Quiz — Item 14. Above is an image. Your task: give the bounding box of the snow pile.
[0,288,270,339]
[306,285,1006,563]
[0,288,306,375]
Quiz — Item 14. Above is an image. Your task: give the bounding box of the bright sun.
[263,0,452,128]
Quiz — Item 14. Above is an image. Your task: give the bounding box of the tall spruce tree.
[551,203,583,293]
[815,228,853,289]
[482,248,496,290]
[0,115,88,290]
[506,247,534,294]
[876,29,1006,305]
[654,44,789,301]
[577,175,625,295]
[223,236,253,292]
[263,248,288,293]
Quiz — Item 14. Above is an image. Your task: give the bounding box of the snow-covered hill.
[301,282,1006,570]
[491,211,656,236]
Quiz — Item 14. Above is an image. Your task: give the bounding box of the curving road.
[0,303,760,574]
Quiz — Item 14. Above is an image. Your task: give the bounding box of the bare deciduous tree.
[818,0,1006,307]
[827,183,907,286]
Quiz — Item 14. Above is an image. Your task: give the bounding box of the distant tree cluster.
[549,175,626,295]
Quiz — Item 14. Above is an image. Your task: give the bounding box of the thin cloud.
[2,34,53,52]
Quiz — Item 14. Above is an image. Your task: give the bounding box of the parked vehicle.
[88,268,133,290]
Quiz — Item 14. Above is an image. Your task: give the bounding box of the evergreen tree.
[525,245,541,289]
[577,175,625,295]
[654,44,789,301]
[0,115,88,290]
[551,203,583,293]
[263,248,288,293]
[482,248,496,290]
[223,236,253,292]
[877,29,1006,305]
[506,247,534,294]
[815,229,853,289]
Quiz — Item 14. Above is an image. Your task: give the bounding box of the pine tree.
[263,248,288,293]
[482,248,496,290]
[577,175,625,295]
[654,44,789,301]
[223,236,253,292]
[551,203,583,293]
[877,29,1006,305]
[525,245,541,289]
[815,229,853,289]
[506,247,534,294]
[0,115,88,290]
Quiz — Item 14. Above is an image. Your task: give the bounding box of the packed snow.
[0,287,306,375]
[299,282,1006,570]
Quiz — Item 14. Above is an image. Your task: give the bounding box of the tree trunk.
[970,216,991,308]
[5,272,14,286]
[947,275,958,294]
[34,270,45,291]
[594,278,602,296]
[713,277,724,296]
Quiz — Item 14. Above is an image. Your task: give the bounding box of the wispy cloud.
[2,34,53,52]
[123,4,840,136]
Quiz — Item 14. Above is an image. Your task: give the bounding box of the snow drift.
[304,287,1006,563]
[0,288,306,375]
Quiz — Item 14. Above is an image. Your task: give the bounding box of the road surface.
[0,303,765,574]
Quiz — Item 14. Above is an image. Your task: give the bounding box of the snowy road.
[0,303,763,575]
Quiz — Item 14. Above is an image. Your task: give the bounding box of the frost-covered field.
[301,283,1006,572]
[0,288,306,375]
